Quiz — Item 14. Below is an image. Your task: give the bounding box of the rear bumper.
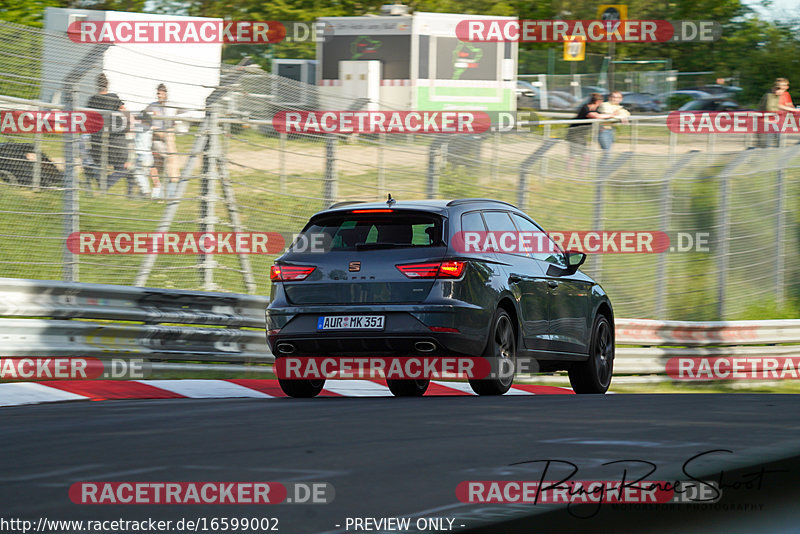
[266,304,488,357]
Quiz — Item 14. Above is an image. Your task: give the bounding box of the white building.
[43,8,223,112]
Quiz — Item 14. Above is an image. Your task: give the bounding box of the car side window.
[510,213,566,267]
[481,210,531,259]
[482,211,517,232]
[461,211,486,232]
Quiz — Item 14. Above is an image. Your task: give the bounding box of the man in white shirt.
[597,91,630,153]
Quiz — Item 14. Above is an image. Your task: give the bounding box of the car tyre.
[278,377,326,398]
[387,379,429,397]
[469,308,516,396]
[569,314,614,394]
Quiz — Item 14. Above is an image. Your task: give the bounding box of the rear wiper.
[355,242,410,250]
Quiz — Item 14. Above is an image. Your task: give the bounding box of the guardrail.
[614,318,800,377]
[0,278,270,362]
[0,278,798,380]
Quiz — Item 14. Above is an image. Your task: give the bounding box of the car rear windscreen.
[294,212,445,252]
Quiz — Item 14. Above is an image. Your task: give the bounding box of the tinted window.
[299,213,443,251]
[511,213,566,266]
[482,211,517,232]
[461,211,486,232]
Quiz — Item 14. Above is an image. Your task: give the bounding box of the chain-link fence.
[1,20,798,321]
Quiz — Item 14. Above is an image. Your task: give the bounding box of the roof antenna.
[386,193,396,206]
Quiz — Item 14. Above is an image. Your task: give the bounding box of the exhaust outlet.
[276,343,296,354]
[415,341,436,353]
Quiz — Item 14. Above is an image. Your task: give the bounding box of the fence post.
[489,130,499,185]
[669,129,676,156]
[717,172,729,319]
[200,106,221,291]
[656,176,671,319]
[427,139,445,199]
[279,132,287,193]
[32,103,42,191]
[540,124,550,184]
[592,156,606,281]
[62,89,79,282]
[571,74,581,101]
[538,74,548,110]
[776,135,788,306]
[377,133,385,198]
[100,128,109,192]
[323,134,338,207]
[518,169,527,210]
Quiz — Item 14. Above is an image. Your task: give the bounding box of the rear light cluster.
[270,264,316,281]
[396,261,466,279]
[429,326,460,333]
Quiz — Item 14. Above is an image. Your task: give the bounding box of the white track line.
[504,387,537,395]
[0,382,89,407]
[136,379,272,399]
[430,381,477,395]
[322,379,394,397]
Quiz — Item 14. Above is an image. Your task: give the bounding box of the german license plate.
[317,315,385,330]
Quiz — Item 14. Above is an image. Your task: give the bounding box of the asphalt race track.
[4,394,800,534]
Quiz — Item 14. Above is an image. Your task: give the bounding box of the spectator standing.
[132,111,161,199]
[86,74,136,196]
[774,78,795,111]
[566,93,613,172]
[596,91,630,153]
[757,80,794,147]
[145,84,179,198]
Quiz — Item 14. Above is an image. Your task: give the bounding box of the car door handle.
[547,280,560,289]
[508,274,522,284]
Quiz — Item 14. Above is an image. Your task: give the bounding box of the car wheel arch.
[496,296,521,344]
[595,301,614,342]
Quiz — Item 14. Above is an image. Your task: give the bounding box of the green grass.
[1,128,798,320]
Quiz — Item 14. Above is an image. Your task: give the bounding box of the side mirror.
[564,251,586,275]
[545,251,586,277]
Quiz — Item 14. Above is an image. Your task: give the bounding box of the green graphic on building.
[452,41,483,80]
[351,36,382,60]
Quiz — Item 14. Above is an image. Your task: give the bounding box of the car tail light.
[351,209,393,213]
[439,261,466,278]
[396,261,466,279]
[270,264,315,281]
